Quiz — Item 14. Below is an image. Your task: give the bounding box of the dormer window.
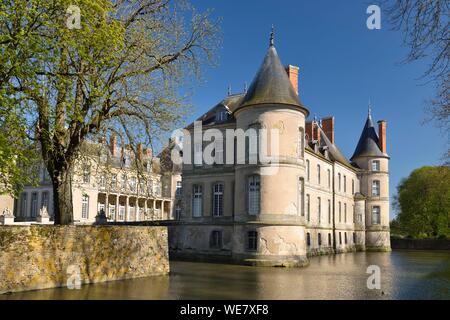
[216,110,228,123]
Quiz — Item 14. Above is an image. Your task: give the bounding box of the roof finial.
[244,82,248,93]
[368,98,372,117]
[228,84,232,96]
[269,25,275,47]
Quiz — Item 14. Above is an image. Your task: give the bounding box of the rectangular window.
[248,175,260,215]
[318,233,322,246]
[298,128,304,158]
[372,180,380,196]
[317,197,321,223]
[338,173,341,191]
[306,160,310,181]
[108,204,116,221]
[328,199,331,223]
[247,231,258,251]
[121,174,127,190]
[210,230,223,248]
[353,232,357,244]
[119,205,125,220]
[130,177,137,192]
[213,183,224,217]
[317,164,321,185]
[328,233,332,246]
[82,195,89,219]
[372,206,381,225]
[100,174,106,188]
[298,178,304,216]
[344,232,348,244]
[344,175,347,193]
[344,203,347,223]
[21,193,27,217]
[307,232,311,247]
[327,169,331,189]
[372,160,380,171]
[339,232,342,245]
[83,165,90,184]
[31,193,38,217]
[352,179,355,195]
[306,194,310,221]
[176,181,182,197]
[192,185,203,217]
[41,192,49,210]
[338,201,341,222]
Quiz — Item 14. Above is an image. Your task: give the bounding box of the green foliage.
[0,0,220,222]
[392,166,450,239]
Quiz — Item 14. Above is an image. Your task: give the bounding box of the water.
[2,250,449,300]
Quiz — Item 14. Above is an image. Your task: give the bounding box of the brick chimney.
[109,134,117,157]
[378,120,386,153]
[285,65,299,95]
[137,143,143,161]
[321,116,335,144]
[144,147,152,158]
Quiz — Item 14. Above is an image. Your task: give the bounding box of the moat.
[2,250,449,300]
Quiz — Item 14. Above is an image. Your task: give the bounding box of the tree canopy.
[392,166,450,238]
[0,0,220,223]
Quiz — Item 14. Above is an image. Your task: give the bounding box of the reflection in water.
[2,250,449,300]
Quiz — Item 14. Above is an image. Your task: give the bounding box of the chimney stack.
[110,134,117,157]
[285,65,299,95]
[378,120,386,153]
[321,117,335,144]
[144,147,152,158]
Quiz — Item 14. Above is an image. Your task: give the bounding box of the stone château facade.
[169,34,391,266]
[12,136,181,224]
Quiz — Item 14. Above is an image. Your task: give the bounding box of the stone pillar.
[125,196,129,221]
[105,193,109,220]
[115,195,119,221]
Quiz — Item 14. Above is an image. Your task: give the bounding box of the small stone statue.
[38,206,49,218]
[0,207,14,225]
[2,207,13,217]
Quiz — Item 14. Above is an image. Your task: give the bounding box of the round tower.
[350,108,391,251]
[230,30,310,266]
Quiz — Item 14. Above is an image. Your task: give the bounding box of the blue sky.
[183,0,445,219]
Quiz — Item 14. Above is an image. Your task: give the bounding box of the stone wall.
[0,225,169,294]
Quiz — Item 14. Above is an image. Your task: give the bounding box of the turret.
[231,28,310,266]
[351,106,390,251]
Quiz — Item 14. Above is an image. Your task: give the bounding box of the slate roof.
[350,113,388,160]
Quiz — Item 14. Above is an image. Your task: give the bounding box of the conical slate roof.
[350,113,387,160]
[237,40,309,116]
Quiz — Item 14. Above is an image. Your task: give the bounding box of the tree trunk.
[52,167,74,225]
